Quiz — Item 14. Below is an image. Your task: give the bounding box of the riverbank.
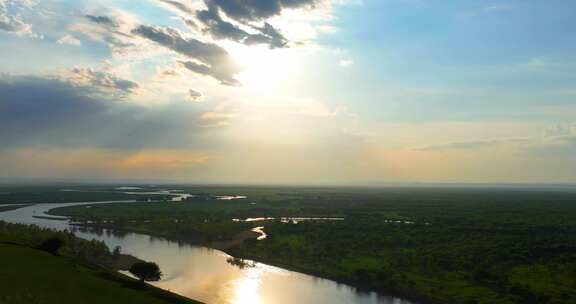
[62,220,260,251]
[0,222,202,304]
[227,250,433,304]
[57,219,429,304]
[0,204,31,212]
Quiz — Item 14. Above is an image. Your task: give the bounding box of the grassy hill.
[0,243,201,304]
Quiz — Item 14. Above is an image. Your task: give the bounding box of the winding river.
[0,200,415,304]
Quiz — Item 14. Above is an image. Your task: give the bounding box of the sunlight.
[229,267,264,304]
[226,44,299,92]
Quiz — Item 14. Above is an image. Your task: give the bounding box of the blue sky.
[1,0,575,184]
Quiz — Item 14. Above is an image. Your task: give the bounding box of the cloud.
[417,138,530,151]
[484,4,514,12]
[132,24,241,85]
[543,124,576,137]
[57,34,82,46]
[0,1,36,37]
[338,59,353,67]
[85,14,119,28]
[72,12,139,53]
[157,0,194,14]
[0,74,227,150]
[68,67,139,97]
[205,0,321,22]
[415,124,576,164]
[0,13,31,35]
[199,110,235,127]
[195,4,288,48]
[0,148,211,179]
[186,89,203,102]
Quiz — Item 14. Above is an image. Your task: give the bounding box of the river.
[0,200,415,304]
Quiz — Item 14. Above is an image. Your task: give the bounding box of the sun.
[226,43,300,92]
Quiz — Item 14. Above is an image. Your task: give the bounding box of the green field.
[0,222,201,304]
[0,243,202,304]
[51,186,576,304]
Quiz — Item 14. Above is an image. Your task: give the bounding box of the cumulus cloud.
[72,12,139,52]
[0,13,31,35]
[0,0,36,37]
[132,25,241,85]
[68,67,139,97]
[57,34,82,46]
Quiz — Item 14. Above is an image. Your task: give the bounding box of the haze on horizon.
[1,0,575,185]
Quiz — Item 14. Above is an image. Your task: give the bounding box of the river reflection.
[0,202,416,304]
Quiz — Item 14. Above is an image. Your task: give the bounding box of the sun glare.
[229,267,263,304]
[227,44,300,92]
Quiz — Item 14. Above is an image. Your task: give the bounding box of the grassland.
[47,186,576,303]
[0,244,201,304]
[0,222,201,304]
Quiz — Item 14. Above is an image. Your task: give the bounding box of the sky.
[1,0,575,185]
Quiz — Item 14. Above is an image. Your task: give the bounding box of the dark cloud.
[85,14,119,28]
[157,0,194,14]
[182,18,198,29]
[247,22,287,48]
[196,3,288,48]
[132,25,241,85]
[0,75,223,150]
[197,4,249,41]
[206,0,320,22]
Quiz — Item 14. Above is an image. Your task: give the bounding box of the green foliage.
[0,244,198,304]
[0,185,141,204]
[130,262,162,282]
[0,221,111,265]
[38,237,64,255]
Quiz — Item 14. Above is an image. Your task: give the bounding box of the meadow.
[0,221,200,304]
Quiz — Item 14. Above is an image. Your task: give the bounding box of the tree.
[38,237,64,255]
[129,261,162,283]
[113,246,122,257]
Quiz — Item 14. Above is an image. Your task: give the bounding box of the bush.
[129,262,162,282]
[38,237,64,255]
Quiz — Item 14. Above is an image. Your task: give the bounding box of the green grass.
[0,243,201,304]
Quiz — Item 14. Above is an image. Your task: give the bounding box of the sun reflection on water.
[229,266,264,304]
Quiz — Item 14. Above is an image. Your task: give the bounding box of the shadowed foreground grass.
[0,243,201,304]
